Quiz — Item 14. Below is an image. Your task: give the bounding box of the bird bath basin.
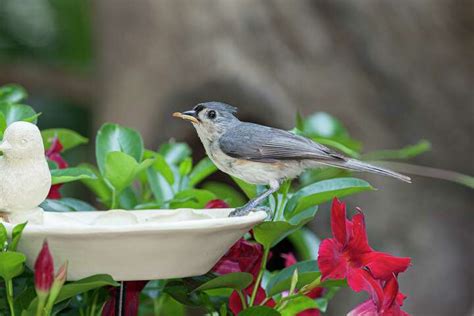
[3,208,266,281]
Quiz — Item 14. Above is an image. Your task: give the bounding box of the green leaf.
[169,189,216,209]
[189,158,217,187]
[0,103,38,125]
[0,251,26,281]
[202,181,246,208]
[51,167,97,185]
[8,222,27,251]
[288,228,320,261]
[153,154,174,185]
[55,274,119,303]
[147,168,174,206]
[239,306,281,316]
[232,177,257,200]
[285,178,373,217]
[41,129,88,152]
[0,112,6,137]
[0,223,7,250]
[266,260,320,297]
[253,221,299,249]
[289,269,298,296]
[159,142,192,165]
[40,198,96,212]
[302,112,349,139]
[96,123,144,174]
[254,207,317,249]
[194,272,254,292]
[78,163,111,203]
[362,140,431,161]
[0,84,28,103]
[279,296,319,316]
[104,151,138,192]
[179,157,193,176]
[104,152,153,193]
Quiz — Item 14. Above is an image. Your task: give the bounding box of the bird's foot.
[228,206,271,218]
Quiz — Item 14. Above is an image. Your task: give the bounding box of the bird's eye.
[207,110,217,119]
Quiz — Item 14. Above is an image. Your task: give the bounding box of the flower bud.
[34,240,54,295]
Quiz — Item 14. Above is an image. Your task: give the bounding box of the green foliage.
[51,167,96,185]
[194,272,254,292]
[41,129,88,152]
[239,306,281,316]
[266,261,320,297]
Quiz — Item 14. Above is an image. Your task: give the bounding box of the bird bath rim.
[3,208,267,281]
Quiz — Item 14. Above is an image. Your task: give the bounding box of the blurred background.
[0,0,472,315]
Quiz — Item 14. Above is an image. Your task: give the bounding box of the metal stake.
[115,281,127,316]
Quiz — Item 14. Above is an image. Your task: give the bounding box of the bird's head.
[0,121,45,160]
[173,102,239,139]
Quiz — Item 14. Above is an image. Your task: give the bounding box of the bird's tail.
[326,159,412,183]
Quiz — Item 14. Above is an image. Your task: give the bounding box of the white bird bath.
[4,208,266,281]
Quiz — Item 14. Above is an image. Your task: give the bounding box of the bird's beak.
[0,141,11,153]
[172,110,200,124]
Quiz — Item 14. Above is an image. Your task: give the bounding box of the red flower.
[318,199,410,292]
[45,137,68,199]
[282,252,323,316]
[34,240,54,294]
[348,270,409,316]
[229,286,275,315]
[102,281,149,316]
[213,238,274,315]
[213,238,263,277]
[205,199,230,209]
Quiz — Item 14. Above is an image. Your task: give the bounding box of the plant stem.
[6,280,15,316]
[249,247,270,306]
[36,295,47,316]
[236,290,247,309]
[110,189,118,209]
[89,290,99,316]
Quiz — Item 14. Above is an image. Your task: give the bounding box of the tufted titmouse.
[173,102,410,217]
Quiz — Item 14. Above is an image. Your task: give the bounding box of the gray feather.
[219,123,345,163]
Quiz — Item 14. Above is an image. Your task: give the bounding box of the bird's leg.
[229,180,280,217]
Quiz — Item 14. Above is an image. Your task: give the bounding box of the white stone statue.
[0,121,51,222]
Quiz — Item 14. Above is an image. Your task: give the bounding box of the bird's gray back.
[219,122,345,163]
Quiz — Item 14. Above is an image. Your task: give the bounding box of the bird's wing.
[219,123,346,163]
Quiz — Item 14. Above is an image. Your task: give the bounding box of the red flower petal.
[45,137,64,156]
[382,275,399,311]
[34,240,54,293]
[282,252,298,267]
[212,238,263,279]
[48,153,68,169]
[331,198,348,245]
[47,184,63,200]
[102,281,148,316]
[229,290,243,315]
[347,299,377,316]
[348,269,384,305]
[361,252,411,280]
[348,213,372,253]
[318,238,346,281]
[205,199,230,209]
